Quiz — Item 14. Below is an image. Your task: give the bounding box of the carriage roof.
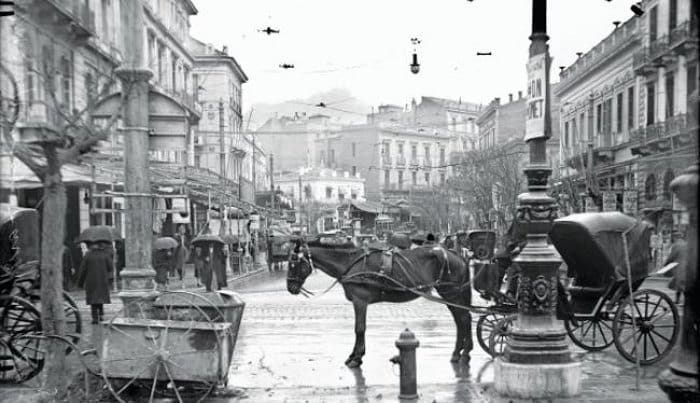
[0,204,40,265]
[549,212,652,284]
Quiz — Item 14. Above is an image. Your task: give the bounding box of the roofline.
[182,0,198,14]
[193,54,249,83]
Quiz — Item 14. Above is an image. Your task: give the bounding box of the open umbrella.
[221,234,239,245]
[153,237,178,250]
[78,225,114,243]
[191,234,225,245]
[110,227,123,241]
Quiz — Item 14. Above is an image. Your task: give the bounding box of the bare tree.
[1,51,128,389]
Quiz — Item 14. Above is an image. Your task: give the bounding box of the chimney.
[222,45,228,54]
[494,97,500,105]
[508,93,513,103]
[518,91,523,99]
[405,103,408,112]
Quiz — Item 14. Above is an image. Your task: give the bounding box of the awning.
[349,201,383,214]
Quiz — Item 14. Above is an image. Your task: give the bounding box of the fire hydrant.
[389,328,420,399]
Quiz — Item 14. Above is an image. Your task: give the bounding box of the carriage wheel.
[565,313,615,351]
[487,314,517,358]
[101,292,226,403]
[476,313,505,354]
[0,296,45,383]
[612,289,679,365]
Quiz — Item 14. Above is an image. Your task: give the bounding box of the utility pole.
[494,0,581,398]
[116,3,157,309]
[298,175,303,230]
[252,132,256,196]
[219,99,226,178]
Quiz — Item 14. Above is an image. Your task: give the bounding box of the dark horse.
[287,237,472,368]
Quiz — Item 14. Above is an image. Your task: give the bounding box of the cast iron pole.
[494,0,581,398]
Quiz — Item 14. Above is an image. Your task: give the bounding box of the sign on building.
[525,53,548,141]
[584,196,598,213]
[623,191,638,215]
[602,192,617,212]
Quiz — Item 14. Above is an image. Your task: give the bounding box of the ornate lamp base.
[658,368,700,403]
[495,360,581,398]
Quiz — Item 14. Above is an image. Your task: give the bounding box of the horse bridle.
[288,244,316,282]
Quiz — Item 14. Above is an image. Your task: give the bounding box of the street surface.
[219,270,674,402]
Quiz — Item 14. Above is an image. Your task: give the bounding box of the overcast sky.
[190,0,635,110]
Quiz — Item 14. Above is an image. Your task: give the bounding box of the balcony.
[631,113,694,156]
[634,20,698,76]
[33,0,95,40]
[381,154,392,167]
[409,157,420,168]
[395,155,406,167]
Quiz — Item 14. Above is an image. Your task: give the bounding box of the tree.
[451,141,527,235]
[1,42,127,390]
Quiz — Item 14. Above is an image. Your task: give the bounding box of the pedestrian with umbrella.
[153,236,178,290]
[192,234,226,291]
[77,226,114,324]
[173,224,189,282]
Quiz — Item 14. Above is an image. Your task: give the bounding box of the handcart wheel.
[476,313,505,354]
[488,314,517,358]
[612,289,679,365]
[0,296,45,383]
[564,313,615,351]
[100,292,226,403]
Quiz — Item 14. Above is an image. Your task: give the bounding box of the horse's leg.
[447,306,465,363]
[461,309,473,361]
[346,299,367,368]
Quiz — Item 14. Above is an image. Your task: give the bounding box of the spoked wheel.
[27,291,82,354]
[0,296,45,383]
[612,289,679,365]
[101,292,228,403]
[565,311,615,351]
[488,314,517,358]
[476,313,505,355]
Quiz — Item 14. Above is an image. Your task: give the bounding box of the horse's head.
[287,238,313,295]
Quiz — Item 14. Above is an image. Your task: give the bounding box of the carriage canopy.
[0,204,39,266]
[549,212,652,285]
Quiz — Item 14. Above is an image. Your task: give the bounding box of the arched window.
[662,169,675,200]
[645,174,657,200]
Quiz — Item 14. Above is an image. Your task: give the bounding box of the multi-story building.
[188,39,248,183]
[556,0,698,229]
[255,112,343,173]
[276,167,366,204]
[630,0,698,222]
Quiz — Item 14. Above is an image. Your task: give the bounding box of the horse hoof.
[450,354,461,363]
[461,354,471,363]
[346,359,362,368]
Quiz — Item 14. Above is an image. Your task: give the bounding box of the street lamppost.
[494,0,581,398]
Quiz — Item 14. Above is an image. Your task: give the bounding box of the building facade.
[276,167,366,204]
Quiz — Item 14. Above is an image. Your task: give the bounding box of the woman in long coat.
[78,242,112,324]
[211,243,228,290]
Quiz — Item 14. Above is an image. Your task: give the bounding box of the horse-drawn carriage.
[0,204,82,383]
[476,212,679,364]
[268,224,293,271]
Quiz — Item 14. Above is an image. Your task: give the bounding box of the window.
[320,150,326,165]
[688,64,698,97]
[351,166,357,177]
[147,32,155,70]
[665,73,674,118]
[59,56,71,108]
[411,144,417,159]
[398,171,404,189]
[662,169,674,200]
[412,171,417,185]
[649,6,658,42]
[424,145,430,163]
[440,173,446,185]
[193,73,199,101]
[572,118,578,145]
[326,187,332,199]
[384,170,390,186]
[171,54,178,91]
[157,44,164,84]
[645,174,657,200]
[439,148,446,165]
[101,0,110,41]
[424,172,430,184]
[627,87,635,130]
[352,143,356,157]
[25,61,35,104]
[596,103,602,134]
[85,73,95,104]
[579,112,586,141]
[398,143,404,156]
[330,149,335,165]
[603,99,612,144]
[616,93,623,133]
[669,0,677,31]
[646,83,656,125]
[564,121,569,148]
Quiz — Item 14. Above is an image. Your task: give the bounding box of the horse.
[286,237,473,368]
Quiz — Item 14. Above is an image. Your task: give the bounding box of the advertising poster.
[525,53,548,141]
[584,196,598,213]
[602,192,617,212]
[623,191,638,215]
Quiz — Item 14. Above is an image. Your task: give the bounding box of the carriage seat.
[567,285,607,299]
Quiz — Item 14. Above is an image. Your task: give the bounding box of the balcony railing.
[395,155,406,166]
[631,113,688,144]
[669,20,698,50]
[381,154,392,166]
[43,0,95,37]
